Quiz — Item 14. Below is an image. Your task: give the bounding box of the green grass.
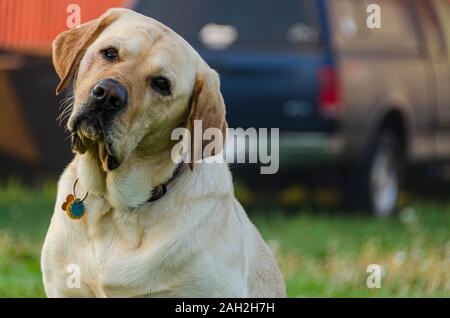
[251,208,450,297]
[0,181,449,297]
[0,180,55,297]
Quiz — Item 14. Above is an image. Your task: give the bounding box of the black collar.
[148,163,185,202]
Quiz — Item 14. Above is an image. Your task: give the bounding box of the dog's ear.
[187,68,227,169]
[52,9,120,95]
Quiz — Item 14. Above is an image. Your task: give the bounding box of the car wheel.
[345,131,403,217]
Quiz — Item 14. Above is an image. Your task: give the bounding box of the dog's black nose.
[91,79,128,111]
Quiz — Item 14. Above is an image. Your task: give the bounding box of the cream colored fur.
[41,8,286,298]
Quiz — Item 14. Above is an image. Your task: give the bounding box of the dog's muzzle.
[69,78,128,170]
[91,78,128,112]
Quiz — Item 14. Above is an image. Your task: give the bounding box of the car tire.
[344,130,403,217]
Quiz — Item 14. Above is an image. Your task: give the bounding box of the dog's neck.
[75,148,179,210]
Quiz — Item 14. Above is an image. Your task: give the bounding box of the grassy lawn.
[0,180,449,297]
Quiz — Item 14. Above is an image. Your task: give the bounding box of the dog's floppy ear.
[187,68,227,169]
[52,10,120,95]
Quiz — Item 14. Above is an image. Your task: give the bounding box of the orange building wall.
[0,0,130,52]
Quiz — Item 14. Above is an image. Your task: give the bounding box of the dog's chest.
[60,210,155,297]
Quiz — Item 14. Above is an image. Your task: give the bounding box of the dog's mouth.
[99,141,121,171]
[70,115,121,171]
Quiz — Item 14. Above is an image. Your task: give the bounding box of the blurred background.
[0,0,449,297]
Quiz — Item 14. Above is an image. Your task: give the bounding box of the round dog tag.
[61,179,88,220]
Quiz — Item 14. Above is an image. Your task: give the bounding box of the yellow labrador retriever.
[41,8,285,297]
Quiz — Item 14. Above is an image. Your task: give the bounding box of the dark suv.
[135,0,450,216]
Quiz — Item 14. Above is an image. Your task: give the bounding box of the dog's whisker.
[58,116,71,127]
[58,106,72,118]
[59,98,74,112]
[57,113,70,126]
[57,102,74,125]
[64,133,74,141]
[57,110,69,122]
[57,104,70,116]
[58,99,73,111]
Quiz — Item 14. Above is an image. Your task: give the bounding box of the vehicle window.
[366,0,419,50]
[332,0,419,52]
[332,0,367,42]
[135,0,321,49]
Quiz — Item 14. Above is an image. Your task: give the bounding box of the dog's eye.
[150,77,171,96]
[101,47,119,61]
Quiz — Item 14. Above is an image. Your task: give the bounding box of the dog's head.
[53,8,226,171]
